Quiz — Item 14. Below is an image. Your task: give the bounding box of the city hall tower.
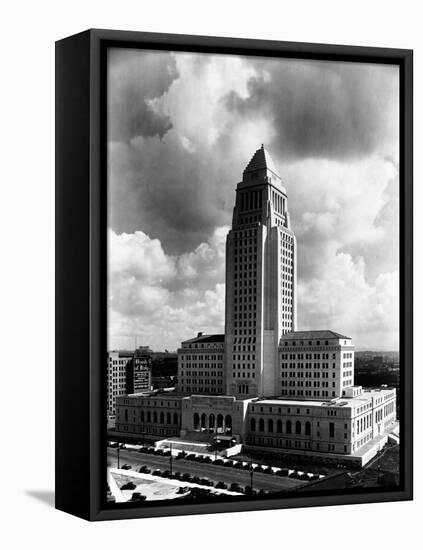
[225,146,297,398]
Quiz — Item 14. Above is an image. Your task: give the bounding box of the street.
[107,448,307,493]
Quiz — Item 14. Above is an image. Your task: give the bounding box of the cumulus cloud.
[108,227,228,350]
[298,255,399,350]
[281,155,399,283]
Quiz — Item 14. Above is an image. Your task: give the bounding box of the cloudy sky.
[107,47,399,352]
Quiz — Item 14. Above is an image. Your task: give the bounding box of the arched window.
[147,411,151,423]
[153,411,158,423]
[140,410,145,422]
[201,413,207,429]
[286,420,292,434]
[277,419,282,433]
[166,412,171,424]
[259,418,265,432]
[305,421,311,435]
[250,418,256,432]
[209,413,215,429]
[225,415,232,434]
[173,412,178,425]
[160,412,164,424]
[295,421,301,435]
[268,419,274,433]
[217,414,224,429]
[193,412,200,430]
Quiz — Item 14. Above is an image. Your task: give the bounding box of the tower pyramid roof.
[243,144,280,178]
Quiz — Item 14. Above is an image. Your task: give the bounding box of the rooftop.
[181,333,225,345]
[255,388,395,409]
[281,330,351,341]
[243,145,280,178]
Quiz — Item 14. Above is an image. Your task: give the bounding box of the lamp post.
[250,461,254,493]
[169,442,173,475]
[117,443,121,469]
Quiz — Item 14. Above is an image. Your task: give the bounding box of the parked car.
[276,468,289,477]
[175,451,187,460]
[130,492,146,502]
[214,459,224,466]
[152,469,161,476]
[121,464,132,470]
[200,478,213,486]
[181,473,192,482]
[139,466,150,474]
[230,482,242,492]
[121,481,136,490]
[215,481,227,490]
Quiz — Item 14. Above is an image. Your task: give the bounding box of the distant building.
[107,350,133,421]
[127,347,152,394]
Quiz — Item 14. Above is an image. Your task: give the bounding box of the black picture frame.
[55,28,413,522]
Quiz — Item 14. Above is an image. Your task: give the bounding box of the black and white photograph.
[106,47,402,506]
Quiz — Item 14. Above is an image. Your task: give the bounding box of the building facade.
[107,350,133,421]
[279,330,354,400]
[177,333,225,395]
[116,391,182,439]
[225,146,297,399]
[127,346,152,394]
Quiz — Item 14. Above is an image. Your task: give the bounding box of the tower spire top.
[243,145,280,179]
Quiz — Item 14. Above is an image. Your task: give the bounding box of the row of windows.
[281,370,333,378]
[250,405,312,415]
[282,341,346,347]
[356,413,372,434]
[180,355,223,361]
[181,377,223,383]
[281,353,333,360]
[182,386,223,394]
[280,389,337,397]
[180,365,223,370]
[122,409,180,425]
[248,436,345,452]
[250,418,312,436]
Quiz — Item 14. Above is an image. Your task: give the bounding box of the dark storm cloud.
[108,48,179,141]
[224,59,398,161]
[108,136,236,254]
